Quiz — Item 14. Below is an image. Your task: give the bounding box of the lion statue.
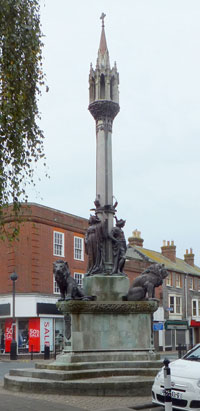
[53,260,85,301]
[127,263,168,301]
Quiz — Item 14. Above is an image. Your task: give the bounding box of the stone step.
[4,374,154,397]
[57,351,160,363]
[36,360,163,371]
[8,367,159,381]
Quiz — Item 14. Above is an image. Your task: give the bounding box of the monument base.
[57,300,158,356]
[83,274,130,301]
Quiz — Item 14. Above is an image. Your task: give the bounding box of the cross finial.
[100,12,106,28]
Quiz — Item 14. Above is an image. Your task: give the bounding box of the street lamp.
[10,271,18,360]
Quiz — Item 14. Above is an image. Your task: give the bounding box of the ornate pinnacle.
[100,12,106,28]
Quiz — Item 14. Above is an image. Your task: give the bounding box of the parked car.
[152,344,200,410]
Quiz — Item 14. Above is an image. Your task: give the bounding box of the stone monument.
[4,14,162,397]
[56,14,159,362]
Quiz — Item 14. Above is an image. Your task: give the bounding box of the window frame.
[189,277,194,290]
[169,294,182,315]
[53,274,60,294]
[74,236,84,261]
[192,299,200,318]
[53,231,65,257]
[166,272,172,287]
[175,273,181,288]
[74,272,84,289]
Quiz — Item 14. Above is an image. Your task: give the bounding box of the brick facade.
[0,203,88,295]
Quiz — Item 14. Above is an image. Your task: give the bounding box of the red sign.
[5,319,12,353]
[29,318,40,352]
[191,320,200,327]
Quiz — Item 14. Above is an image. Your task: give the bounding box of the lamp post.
[10,272,18,360]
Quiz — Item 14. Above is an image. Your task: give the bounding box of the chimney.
[128,229,144,248]
[161,240,176,262]
[184,248,194,266]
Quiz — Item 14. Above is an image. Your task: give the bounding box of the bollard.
[163,358,172,411]
[178,343,182,358]
[44,344,50,360]
[31,344,33,360]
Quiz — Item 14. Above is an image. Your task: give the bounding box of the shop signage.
[153,322,164,331]
[191,320,200,327]
[40,318,53,351]
[165,320,188,330]
[29,318,40,352]
[5,319,12,352]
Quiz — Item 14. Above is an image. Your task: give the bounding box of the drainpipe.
[185,274,188,348]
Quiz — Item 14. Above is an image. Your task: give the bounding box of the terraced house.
[126,231,200,351]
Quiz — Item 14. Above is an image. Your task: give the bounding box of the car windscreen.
[183,345,200,361]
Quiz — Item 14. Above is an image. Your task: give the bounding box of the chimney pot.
[184,248,194,266]
[161,240,176,262]
[128,229,144,248]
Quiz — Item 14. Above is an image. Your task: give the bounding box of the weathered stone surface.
[83,274,130,301]
[58,299,159,314]
[57,300,158,353]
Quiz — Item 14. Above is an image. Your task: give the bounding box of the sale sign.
[40,318,53,351]
[29,318,40,352]
[5,319,12,353]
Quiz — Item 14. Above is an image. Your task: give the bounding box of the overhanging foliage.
[0,0,46,238]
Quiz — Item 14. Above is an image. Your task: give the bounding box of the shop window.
[0,323,5,353]
[169,295,182,314]
[74,236,84,261]
[165,329,172,347]
[176,329,186,345]
[53,231,64,257]
[74,272,84,288]
[53,274,60,294]
[55,319,64,352]
[18,320,29,353]
[166,272,172,287]
[175,274,181,288]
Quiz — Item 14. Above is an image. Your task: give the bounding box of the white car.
[152,344,200,410]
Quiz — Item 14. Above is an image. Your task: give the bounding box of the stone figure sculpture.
[109,217,127,275]
[53,260,85,301]
[85,214,105,275]
[127,263,168,301]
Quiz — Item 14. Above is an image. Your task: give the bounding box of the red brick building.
[0,203,88,355]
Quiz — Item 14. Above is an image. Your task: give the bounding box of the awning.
[191,320,200,327]
[165,320,188,330]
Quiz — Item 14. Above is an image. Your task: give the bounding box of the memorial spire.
[88,14,120,274]
[98,13,110,68]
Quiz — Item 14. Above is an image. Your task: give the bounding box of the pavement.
[0,382,163,411]
[0,354,176,411]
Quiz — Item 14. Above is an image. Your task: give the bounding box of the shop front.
[190,320,200,345]
[0,295,64,355]
[165,320,188,350]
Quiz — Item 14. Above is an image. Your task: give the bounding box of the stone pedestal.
[57,299,159,363]
[83,274,129,301]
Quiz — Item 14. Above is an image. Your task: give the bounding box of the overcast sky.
[29,0,200,265]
